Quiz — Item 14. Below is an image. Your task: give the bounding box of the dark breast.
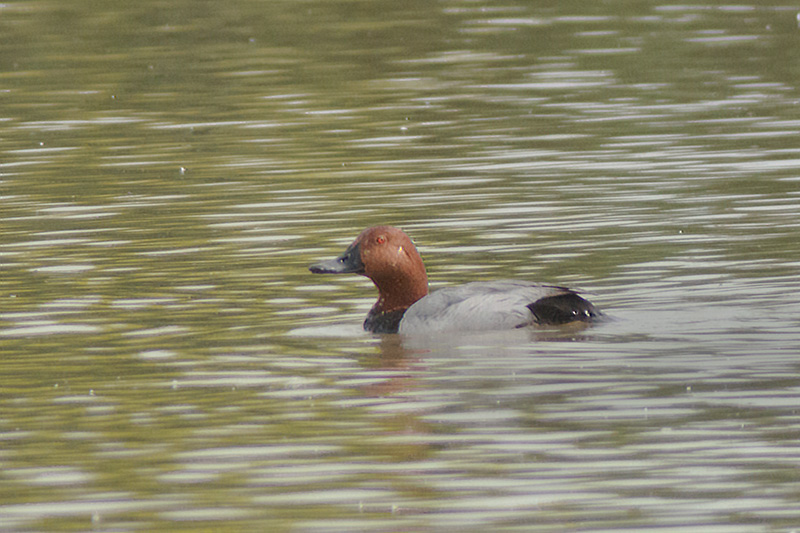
[363,307,407,333]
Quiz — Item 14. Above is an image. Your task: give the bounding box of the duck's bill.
[309,243,365,275]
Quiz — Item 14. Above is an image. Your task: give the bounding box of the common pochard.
[309,226,600,334]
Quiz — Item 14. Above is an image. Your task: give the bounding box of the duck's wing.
[398,280,598,335]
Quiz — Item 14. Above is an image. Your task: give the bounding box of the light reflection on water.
[2,0,800,531]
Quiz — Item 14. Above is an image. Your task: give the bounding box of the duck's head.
[310,226,429,312]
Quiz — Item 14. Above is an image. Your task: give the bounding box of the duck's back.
[398,280,597,335]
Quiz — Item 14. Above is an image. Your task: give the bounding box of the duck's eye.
[376,235,386,244]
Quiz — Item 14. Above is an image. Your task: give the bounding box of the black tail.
[528,293,599,325]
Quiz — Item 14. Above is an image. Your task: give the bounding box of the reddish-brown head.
[310,226,429,313]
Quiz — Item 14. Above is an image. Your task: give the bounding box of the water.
[2,0,800,531]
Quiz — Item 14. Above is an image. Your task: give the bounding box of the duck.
[309,226,600,335]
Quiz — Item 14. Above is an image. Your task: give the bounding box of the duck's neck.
[372,266,428,313]
[360,273,425,334]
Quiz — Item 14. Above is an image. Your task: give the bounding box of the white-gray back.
[398,280,575,335]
